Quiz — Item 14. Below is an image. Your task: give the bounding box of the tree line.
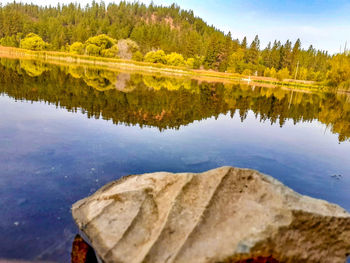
[0,1,349,86]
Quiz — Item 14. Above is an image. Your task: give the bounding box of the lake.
[0,58,350,262]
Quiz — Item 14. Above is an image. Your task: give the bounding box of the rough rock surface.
[71,235,98,263]
[72,166,350,263]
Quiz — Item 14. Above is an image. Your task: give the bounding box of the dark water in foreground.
[0,58,350,262]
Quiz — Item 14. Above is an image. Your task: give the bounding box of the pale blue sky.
[2,0,350,53]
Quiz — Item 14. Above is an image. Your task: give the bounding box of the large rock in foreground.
[72,167,350,263]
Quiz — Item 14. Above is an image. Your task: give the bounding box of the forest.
[0,1,349,87]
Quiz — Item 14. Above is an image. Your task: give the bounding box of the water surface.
[0,58,349,262]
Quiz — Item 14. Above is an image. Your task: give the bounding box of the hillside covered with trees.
[0,1,349,87]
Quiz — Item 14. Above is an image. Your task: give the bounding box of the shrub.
[20,33,48,51]
[69,42,85,55]
[193,56,204,69]
[101,45,119,58]
[242,69,252,76]
[270,67,277,78]
[86,44,101,56]
[165,52,185,66]
[298,67,308,80]
[0,35,20,47]
[264,68,271,77]
[186,58,195,69]
[20,60,48,77]
[132,51,143,61]
[85,34,115,50]
[144,50,167,64]
[277,67,290,81]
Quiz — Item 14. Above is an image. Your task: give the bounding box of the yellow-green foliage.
[82,68,119,91]
[0,2,338,81]
[263,67,277,78]
[277,67,290,80]
[85,34,115,50]
[123,39,139,53]
[298,67,308,80]
[20,33,48,51]
[86,44,100,56]
[263,68,271,77]
[227,49,245,73]
[143,75,193,91]
[193,56,204,69]
[69,42,85,55]
[186,58,195,69]
[101,45,119,58]
[143,50,190,67]
[327,54,350,86]
[242,69,252,76]
[165,52,185,66]
[20,60,49,77]
[132,51,143,61]
[0,34,21,47]
[144,50,167,64]
[84,34,117,56]
[270,67,277,78]
[339,80,350,91]
[307,70,324,82]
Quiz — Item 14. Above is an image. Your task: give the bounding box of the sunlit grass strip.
[0,46,193,73]
[0,46,326,90]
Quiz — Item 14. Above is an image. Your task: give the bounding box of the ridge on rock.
[72,166,350,263]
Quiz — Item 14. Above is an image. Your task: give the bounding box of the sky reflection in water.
[0,59,349,262]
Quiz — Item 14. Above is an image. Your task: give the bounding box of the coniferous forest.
[0,1,349,87]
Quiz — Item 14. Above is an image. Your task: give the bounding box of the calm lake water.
[0,58,350,262]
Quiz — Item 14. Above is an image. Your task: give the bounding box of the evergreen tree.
[241,36,247,49]
[270,40,281,69]
[245,35,260,65]
[279,40,292,70]
[291,39,301,67]
[261,42,272,68]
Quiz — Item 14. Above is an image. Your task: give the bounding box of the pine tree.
[245,35,260,65]
[241,36,247,49]
[218,31,233,71]
[270,40,281,69]
[279,40,292,70]
[261,42,272,68]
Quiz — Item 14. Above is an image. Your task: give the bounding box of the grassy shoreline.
[0,46,327,90]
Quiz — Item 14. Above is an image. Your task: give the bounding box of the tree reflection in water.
[0,57,349,142]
